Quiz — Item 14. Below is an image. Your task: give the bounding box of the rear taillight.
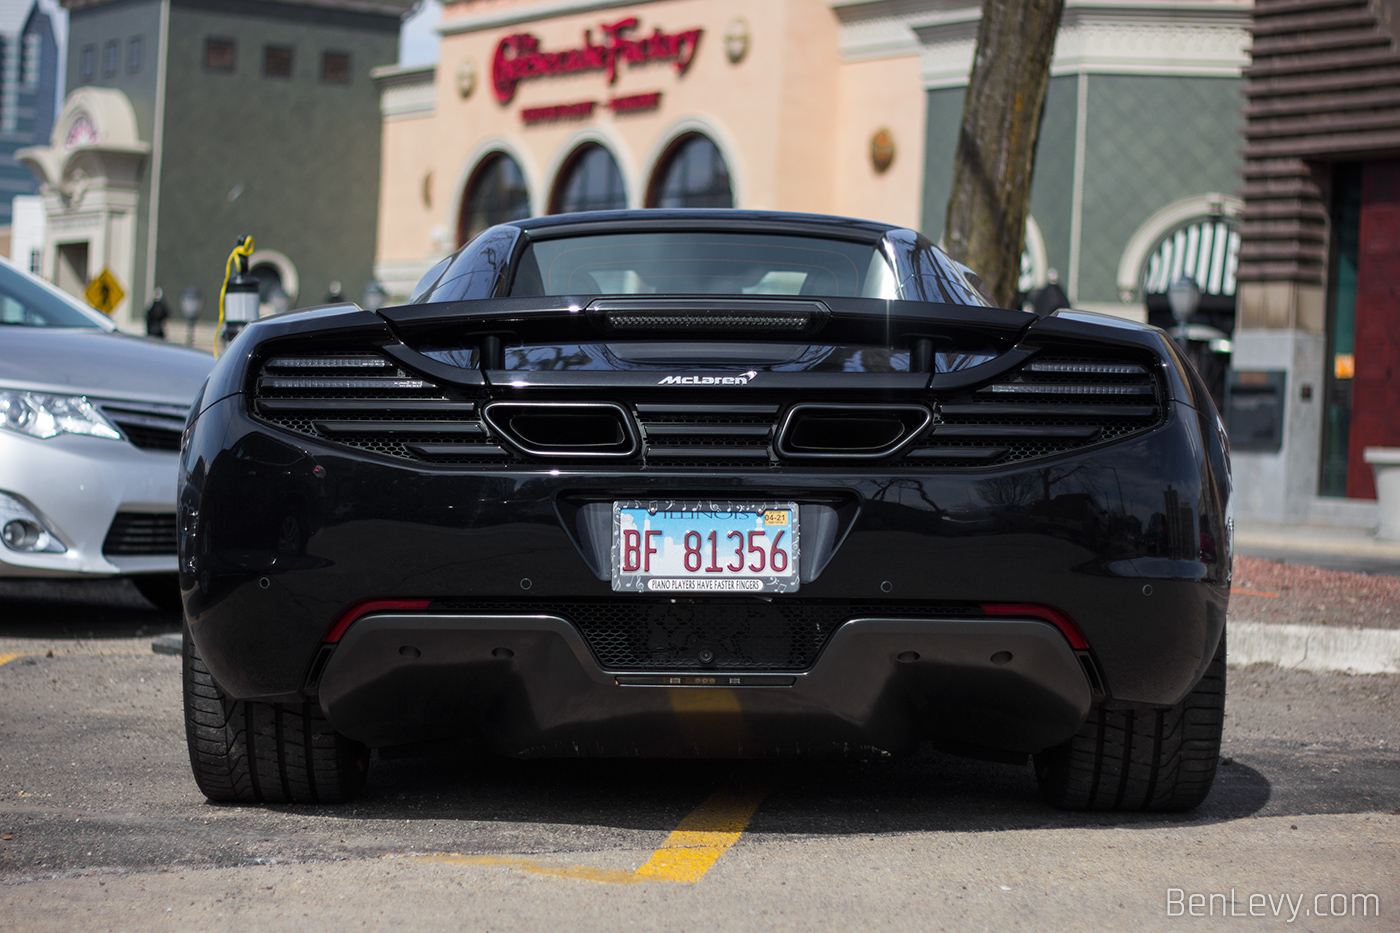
[325,598,432,643]
[980,602,1089,650]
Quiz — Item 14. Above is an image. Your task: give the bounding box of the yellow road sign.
[85,268,126,315]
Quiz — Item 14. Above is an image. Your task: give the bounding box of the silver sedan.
[0,256,212,609]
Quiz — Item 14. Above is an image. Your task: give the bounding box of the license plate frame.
[610,500,800,594]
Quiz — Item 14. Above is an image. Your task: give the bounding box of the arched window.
[245,249,299,311]
[1140,218,1240,303]
[550,144,627,214]
[249,264,282,301]
[1139,216,1242,413]
[646,133,733,208]
[458,152,530,247]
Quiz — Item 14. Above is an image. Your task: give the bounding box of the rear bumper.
[317,612,1093,756]
[181,392,1229,718]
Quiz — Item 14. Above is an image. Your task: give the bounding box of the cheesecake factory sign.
[492,17,704,106]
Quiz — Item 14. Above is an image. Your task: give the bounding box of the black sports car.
[178,210,1230,810]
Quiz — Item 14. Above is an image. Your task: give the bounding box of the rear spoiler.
[377,294,1034,348]
[195,295,1195,418]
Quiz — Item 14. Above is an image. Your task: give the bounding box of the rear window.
[509,233,895,299]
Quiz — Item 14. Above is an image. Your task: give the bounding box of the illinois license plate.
[611,501,800,593]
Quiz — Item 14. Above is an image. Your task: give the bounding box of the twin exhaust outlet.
[481,401,932,460]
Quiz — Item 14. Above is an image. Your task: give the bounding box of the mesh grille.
[102,512,177,556]
[250,347,1163,470]
[604,311,812,331]
[910,352,1165,468]
[430,599,983,671]
[250,351,514,465]
[636,404,776,467]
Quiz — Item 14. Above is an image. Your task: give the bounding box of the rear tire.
[1034,629,1225,811]
[182,623,368,804]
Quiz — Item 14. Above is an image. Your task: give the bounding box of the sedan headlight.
[0,390,122,440]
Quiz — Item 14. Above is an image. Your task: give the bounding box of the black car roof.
[509,209,901,244]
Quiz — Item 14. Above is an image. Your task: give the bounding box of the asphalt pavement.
[0,578,1396,931]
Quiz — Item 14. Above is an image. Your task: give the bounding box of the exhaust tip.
[483,402,639,459]
[776,404,930,459]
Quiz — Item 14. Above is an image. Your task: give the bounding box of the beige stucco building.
[373,0,929,299]
[374,0,1253,339]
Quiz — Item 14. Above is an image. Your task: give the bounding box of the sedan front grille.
[103,512,177,556]
[96,400,189,452]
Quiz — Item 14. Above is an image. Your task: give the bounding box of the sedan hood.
[0,328,214,405]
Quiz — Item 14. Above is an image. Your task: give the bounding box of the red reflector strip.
[325,598,432,643]
[980,602,1089,650]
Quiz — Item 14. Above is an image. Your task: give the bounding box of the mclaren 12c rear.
[178,210,1230,811]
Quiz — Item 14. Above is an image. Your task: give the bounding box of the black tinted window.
[264,45,293,78]
[205,38,235,73]
[322,51,350,83]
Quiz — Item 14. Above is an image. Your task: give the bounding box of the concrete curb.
[1230,621,1400,675]
[151,633,182,656]
[1235,531,1400,559]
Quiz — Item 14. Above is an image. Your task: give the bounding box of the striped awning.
[1141,219,1239,297]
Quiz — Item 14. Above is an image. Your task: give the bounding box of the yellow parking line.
[633,783,768,883]
[0,651,147,663]
[416,782,768,886]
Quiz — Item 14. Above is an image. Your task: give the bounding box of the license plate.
[611,501,800,593]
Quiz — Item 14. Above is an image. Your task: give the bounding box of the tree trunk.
[943,0,1065,309]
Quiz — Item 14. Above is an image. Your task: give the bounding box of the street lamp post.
[269,285,292,316]
[1167,275,1201,355]
[362,280,387,312]
[221,242,261,347]
[179,286,202,347]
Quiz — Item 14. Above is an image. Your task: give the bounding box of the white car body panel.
[0,256,214,579]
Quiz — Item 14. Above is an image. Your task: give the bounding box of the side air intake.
[908,353,1164,466]
[250,351,510,463]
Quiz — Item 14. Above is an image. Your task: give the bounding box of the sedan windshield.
[0,263,110,328]
[509,233,896,298]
